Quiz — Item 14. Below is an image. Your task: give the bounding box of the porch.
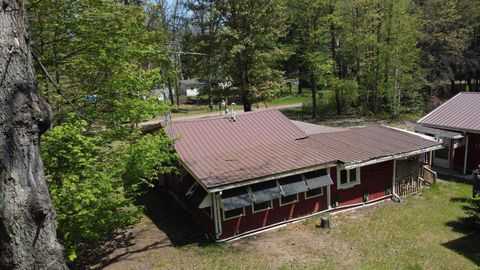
[394,159,438,197]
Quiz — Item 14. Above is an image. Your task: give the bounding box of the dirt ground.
[79,180,479,270]
[88,190,387,270]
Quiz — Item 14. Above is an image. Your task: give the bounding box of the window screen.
[253,201,272,212]
[280,194,298,205]
[340,170,348,184]
[224,208,244,220]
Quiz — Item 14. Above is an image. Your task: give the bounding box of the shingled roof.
[169,110,441,190]
[417,92,480,133]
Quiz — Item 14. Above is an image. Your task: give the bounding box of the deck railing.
[419,165,437,185]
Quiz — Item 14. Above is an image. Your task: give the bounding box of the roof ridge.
[172,108,280,124]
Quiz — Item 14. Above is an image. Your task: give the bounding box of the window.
[435,147,449,160]
[280,194,299,206]
[338,167,361,189]
[223,207,245,220]
[252,200,272,213]
[305,187,323,199]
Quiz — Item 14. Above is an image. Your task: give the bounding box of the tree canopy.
[16,0,480,264]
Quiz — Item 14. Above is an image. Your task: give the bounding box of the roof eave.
[418,123,480,135]
[340,144,444,170]
[207,162,338,193]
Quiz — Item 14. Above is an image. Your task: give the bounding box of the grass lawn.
[100,180,479,270]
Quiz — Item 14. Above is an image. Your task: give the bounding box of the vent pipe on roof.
[230,103,237,122]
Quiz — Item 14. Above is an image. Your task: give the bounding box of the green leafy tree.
[222,0,288,111]
[28,0,177,262]
[41,120,141,261]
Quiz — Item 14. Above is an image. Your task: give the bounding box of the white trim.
[222,207,245,221]
[418,123,480,135]
[279,194,299,206]
[388,126,442,141]
[327,167,332,209]
[252,200,273,213]
[464,135,469,174]
[341,145,443,170]
[304,187,324,199]
[337,167,361,190]
[216,195,392,242]
[199,193,212,208]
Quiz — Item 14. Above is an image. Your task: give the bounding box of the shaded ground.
[91,180,478,270]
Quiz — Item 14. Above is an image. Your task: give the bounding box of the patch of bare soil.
[88,191,392,270]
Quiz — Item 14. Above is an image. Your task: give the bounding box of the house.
[165,109,442,241]
[416,92,480,174]
[180,78,209,97]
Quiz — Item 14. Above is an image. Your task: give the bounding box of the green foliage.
[29,1,176,262]
[122,133,178,197]
[41,120,142,261]
[222,0,288,111]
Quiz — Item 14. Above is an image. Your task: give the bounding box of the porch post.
[429,151,433,167]
[464,135,469,174]
[450,138,455,175]
[327,186,331,209]
[392,159,397,195]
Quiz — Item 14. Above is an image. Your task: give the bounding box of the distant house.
[416,92,480,174]
[165,110,441,241]
[180,78,209,97]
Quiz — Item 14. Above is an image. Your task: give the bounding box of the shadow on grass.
[137,186,210,247]
[70,230,173,270]
[442,197,480,267]
[71,187,211,269]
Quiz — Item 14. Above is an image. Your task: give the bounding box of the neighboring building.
[165,109,442,241]
[416,92,480,174]
[180,78,209,97]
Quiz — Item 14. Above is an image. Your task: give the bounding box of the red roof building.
[416,92,480,174]
[165,109,442,241]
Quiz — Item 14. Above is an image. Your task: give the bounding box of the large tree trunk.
[0,1,67,269]
[241,82,252,112]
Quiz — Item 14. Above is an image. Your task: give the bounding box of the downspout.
[212,191,223,240]
[211,192,219,239]
[392,159,402,202]
[215,192,223,239]
[463,134,469,175]
[327,168,332,209]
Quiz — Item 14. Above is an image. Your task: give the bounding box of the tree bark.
[0,1,67,269]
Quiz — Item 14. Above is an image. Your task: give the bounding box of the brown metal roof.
[414,125,463,139]
[417,92,480,133]
[290,120,346,135]
[170,109,307,160]
[303,126,441,165]
[170,110,441,190]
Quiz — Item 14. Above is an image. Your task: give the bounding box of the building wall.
[220,187,328,239]
[164,170,216,236]
[331,160,393,207]
[219,160,394,240]
[453,133,480,172]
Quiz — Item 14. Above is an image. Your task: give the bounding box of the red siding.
[167,161,395,240]
[453,134,480,172]
[330,161,392,207]
[220,189,328,239]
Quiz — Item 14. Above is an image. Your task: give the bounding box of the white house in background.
[181,78,209,97]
